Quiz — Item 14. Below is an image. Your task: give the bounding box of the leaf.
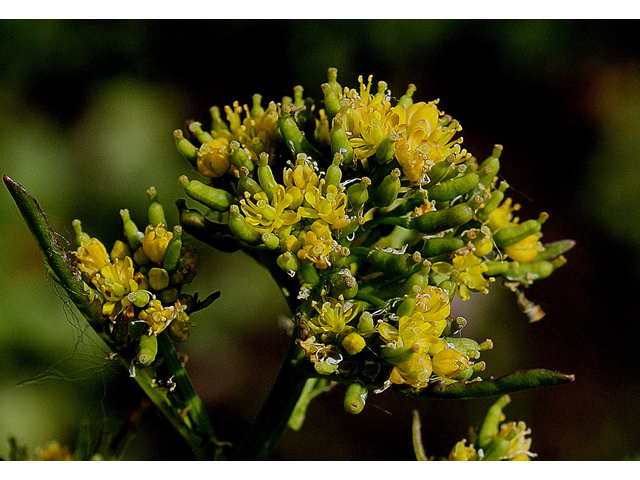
[412,369,575,399]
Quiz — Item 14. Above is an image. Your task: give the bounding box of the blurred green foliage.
[1,19,639,460]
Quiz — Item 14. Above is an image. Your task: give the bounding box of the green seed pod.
[326,67,342,97]
[229,140,254,172]
[162,226,183,273]
[148,267,170,291]
[237,166,263,198]
[147,186,167,228]
[257,152,277,202]
[342,332,366,356]
[493,213,549,248]
[381,345,417,365]
[409,203,475,235]
[397,262,431,296]
[261,232,280,250]
[177,200,232,239]
[373,168,401,208]
[421,237,465,258]
[297,97,318,140]
[321,83,341,123]
[424,158,457,188]
[276,251,300,275]
[330,117,355,167]
[368,249,420,277]
[357,311,375,335]
[329,269,359,299]
[478,395,511,450]
[127,289,151,308]
[483,260,509,277]
[188,121,214,144]
[178,175,234,212]
[136,333,158,367]
[532,239,576,262]
[428,171,480,203]
[173,129,198,167]
[501,260,555,283]
[120,209,144,250]
[477,144,502,189]
[324,153,343,193]
[72,219,91,247]
[347,177,371,213]
[228,204,262,245]
[373,133,398,164]
[209,106,229,133]
[437,279,457,298]
[278,104,322,161]
[396,294,417,317]
[482,437,512,461]
[344,382,368,415]
[397,84,417,110]
[445,337,493,360]
[476,181,509,222]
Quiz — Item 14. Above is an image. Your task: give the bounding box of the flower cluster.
[173,68,572,406]
[72,187,205,367]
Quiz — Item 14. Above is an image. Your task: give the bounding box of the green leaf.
[404,369,575,399]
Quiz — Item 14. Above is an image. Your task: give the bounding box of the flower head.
[75,238,110,278]
[91,256,139,319]
[142,224,173,265]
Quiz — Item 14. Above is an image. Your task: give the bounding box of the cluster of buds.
[72,187,210,368]
[173,68,573,409]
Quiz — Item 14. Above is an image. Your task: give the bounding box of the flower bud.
[127,290,151,308]
[342,332,366,356]
[357,311,375,335]
[344,382,368,415]
[148,267,170,291]
[147,186,167,228]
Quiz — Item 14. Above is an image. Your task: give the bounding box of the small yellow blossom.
[75,238,110,278]
[487,197,519,231]
[389,349,433,389]
[142,224,173,265]
[307,297,359,336]
[447,440,480,461]
[197,138,231,178]
[504,233,542,262]
[240,184,301,235]
[299,183,350,230]
[138,299,188,336]
[297,221,339,269]
[32,442,73,461]
[91,256,139,319]
[432,253,490,301]
[432,348,471,377]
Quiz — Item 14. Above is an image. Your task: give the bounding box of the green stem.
[231,334,310,460]
[156,331,222,460]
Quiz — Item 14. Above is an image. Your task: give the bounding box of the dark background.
[1,19,639,460]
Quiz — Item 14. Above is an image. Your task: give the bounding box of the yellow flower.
[487,197,519,231]
[142,224,173,265]
[138,299,189,336]
[413,285,451,332]
[504,233,542,262]
[432,253,490,301]
[297,221,338,269]
[432,348,471,377]
[389,349,433,389]
[496,421,535,460]
[447,439,480,461]
[31,442,73,461]
[299,183,350,230]
[227,99,279,162]
[197,138,231,178]
[379,314,444,355]
[74,238,110,278]
[307,297,359,336]
[240,184,301,235]
[91,256,138,319]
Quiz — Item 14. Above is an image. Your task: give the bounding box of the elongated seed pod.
[188,121,214,144]
[483,260,509,277]
[428,171,480,203]
[229,141,254,172]
[532,239,576,262]
[347,177,370,213]
[322,83,341,123]
[228,204,261,244]
[147,187,167,228]
[482,437,512,461]
[372,168,401,207]
[381,345,416,365]
[279,104,322,161]
[72,219,91,247]
[409,203,474,234]
[120,209,144,250]
[330,117,354,166]
[324,153,343,193]
[162,226,183,273]
[477,144,502,189]
[501,260,555,283]
[397,84,416,110]
[478,395,511,450]
[421,237,465,258]
[344,383,368,415]
[179,175,234,212]
[173,129,198,167]
[237,166,263,198]
[493,213,548,248]
[424,158,456,188]
[257,153,277,202]
[368,249,419,277]
[137,334,158,367]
